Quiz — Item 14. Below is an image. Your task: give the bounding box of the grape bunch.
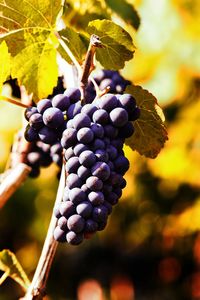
[85,69,131,103]
[26,141,63,178]
[53,90,140,245]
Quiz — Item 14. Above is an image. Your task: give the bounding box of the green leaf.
[105,0,140,30]
[125,85,168,158]
[0,249,30,291]
[63,0,110,30]
[87,19,135,70]
[58,27,88,63]
[0,41,10,94]
[0,0,62,55]
[0,0,62,99]
[11,32,58,101]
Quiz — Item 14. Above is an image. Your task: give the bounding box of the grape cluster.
[53,91,140,245]
[85,69,131,103]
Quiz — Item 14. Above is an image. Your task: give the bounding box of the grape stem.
[80,34,103,104]
[0,95,30,108]
[22,165,65,300]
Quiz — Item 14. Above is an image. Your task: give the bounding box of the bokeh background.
[0,0,200,299]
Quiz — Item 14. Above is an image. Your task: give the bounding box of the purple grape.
[64,87,81,103]
[52,94,70,111]
[107,192,119,205]
[111,139,124,151]
[98,93,118,111]
[118,94,136,112]
[73,113,91,130]
[106,145,118,160]
[114,155,129,174]
[92,205,108,223]
[59,201,75,218]
[88,191,104,206]
[58,216,68,230]
[24,106,38,121]
[54,204,61,219]
[77,165,91,181]
[81,184,90,194]
[74,143,88,156]
[81,103,98,117]
[104,201,112,215]
[120,178,127,189]
[61,128,77,148]
[67,101,82,119]
[92,138,106,151]
[76,201,93,218]
[37,99,52,114]
[25,126,38,142]
[29,113,44,129]
[27,152,41,165]
[66,173,82,189]
[118,121,134,138]
[95,149,109,162]
[91,123,104,138]
[64,147,74,161]
[66,119,74,128]
[99,78,115,92]
[66,231,83,245]
[63,187,69,201]
[38,127,58,144]
[77,127,94,144]
[67,214,85,233]
[69,188,86,204]
[86,176,103,191]
[50,142,62,155]
[110,107,128,127]
[93,109,109,125]
[91,162,110,181]
[79,150,96,167]
[43,107,64,128]
[104,124,118,138]
[102,184,112,195]
[85,219,98,233]
[65,156,80,173]
[54,226,66,242]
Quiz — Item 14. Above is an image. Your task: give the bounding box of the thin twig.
[0,95,30,108]
[23,165,65,300]
[80,34,103,103]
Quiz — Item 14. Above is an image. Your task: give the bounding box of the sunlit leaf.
[125,85,168,158]
[105,0,140,30]
[0,41,10,94]
[11,32,58,101]
[0,0,62,99]
[87,19,135,70]
[58,27,88,63]
[0,249,30,291]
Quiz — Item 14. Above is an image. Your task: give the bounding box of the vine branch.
[23,165,65,300]
[80,34,103,103]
